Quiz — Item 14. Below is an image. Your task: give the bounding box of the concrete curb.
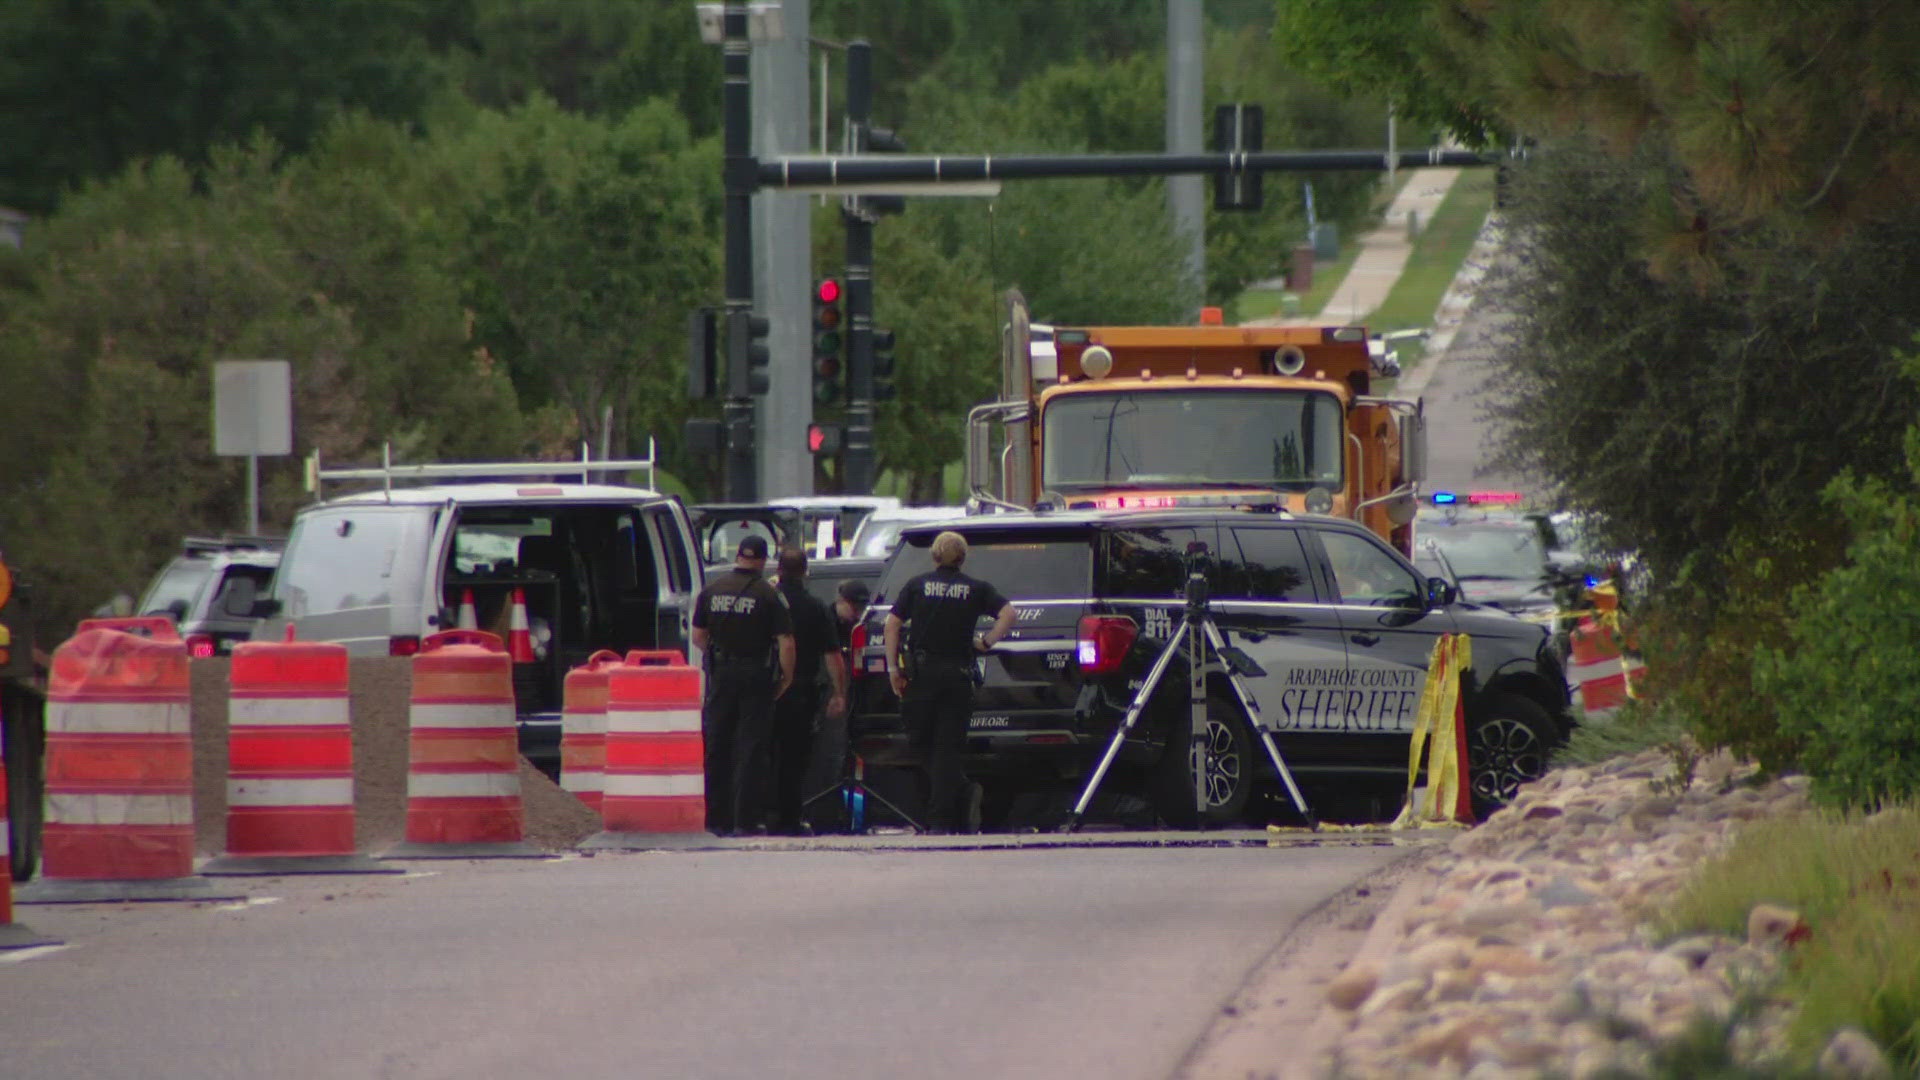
[1175,842,1442,1080]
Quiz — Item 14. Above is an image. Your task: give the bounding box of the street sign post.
[212,360,293,535]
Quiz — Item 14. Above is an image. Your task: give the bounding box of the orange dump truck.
[967,294,1428,555]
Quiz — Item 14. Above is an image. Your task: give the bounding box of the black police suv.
[849,508,1571,828]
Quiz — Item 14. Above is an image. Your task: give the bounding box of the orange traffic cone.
[507,588,536,664]
[457,589,478,631]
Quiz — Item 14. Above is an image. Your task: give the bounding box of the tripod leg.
[1202,621,1316,829]
[1188,615,1211,823]
[1060,617,1190,833]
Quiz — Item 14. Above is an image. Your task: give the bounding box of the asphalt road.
[1412,304,1540,498]
[4,842,1405,1080]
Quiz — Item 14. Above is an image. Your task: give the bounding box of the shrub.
[1755,425,1920,808]
[1631,518,1843,774]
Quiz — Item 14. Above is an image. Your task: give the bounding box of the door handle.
[1350,632,1381,646]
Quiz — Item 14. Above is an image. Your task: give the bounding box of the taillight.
[848,623,869,679]
[388,635,422,657]
[1076,615,1137,674]
[186,634,216,659]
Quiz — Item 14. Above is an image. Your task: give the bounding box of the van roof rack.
[306,439,658,498]
[181,535,286,555]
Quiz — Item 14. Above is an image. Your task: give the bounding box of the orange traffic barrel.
[1,741,59,948]
[560,650,626,816]
[17,618,235,903]
[584,656,707,849]
[202,631,396,876]
[381,630,542,859]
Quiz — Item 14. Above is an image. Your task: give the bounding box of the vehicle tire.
[1466,690,1555,817]
[1152,692,1256,828]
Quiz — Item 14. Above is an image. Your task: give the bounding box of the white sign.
[213,360,292,457]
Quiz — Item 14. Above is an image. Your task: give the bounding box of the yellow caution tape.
[1390,633,1474,829]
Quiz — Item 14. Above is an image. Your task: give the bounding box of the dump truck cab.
[968,294,1426,555]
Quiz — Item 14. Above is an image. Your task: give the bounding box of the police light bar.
[1467,491,1524,506]
[1430,491,1458,505]
[1069,492,1292,512]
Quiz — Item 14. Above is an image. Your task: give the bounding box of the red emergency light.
[1467,491,1525,506]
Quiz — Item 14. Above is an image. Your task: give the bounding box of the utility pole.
[1166,0,1205,296]
[841,39,878,495]
[751,0,811,498]
[720,2,758,501]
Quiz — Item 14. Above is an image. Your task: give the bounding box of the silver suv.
[137,537,283,658]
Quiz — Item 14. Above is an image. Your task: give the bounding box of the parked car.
[843,505,968,560]
[136,537,284,658]
[850,507,1570,828]
[254,457,704,778]
[767,495,900,559]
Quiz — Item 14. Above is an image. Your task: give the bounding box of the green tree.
[443,97,721,464]
[446,0,722,134]
[0,0,453,213]
[1271,0,1497,143]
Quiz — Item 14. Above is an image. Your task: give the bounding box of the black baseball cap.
[736,535,770,560]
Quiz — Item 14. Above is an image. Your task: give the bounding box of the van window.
[276,510,411,617]
[455,516,554,576]
[875,530,1092,603]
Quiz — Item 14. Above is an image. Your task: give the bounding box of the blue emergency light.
[1430,491,1458,505]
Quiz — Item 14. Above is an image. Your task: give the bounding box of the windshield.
[1041,389,1344,491]
[139,558,211,620]
[1422,524,1547,582]
[875,532,1092,604]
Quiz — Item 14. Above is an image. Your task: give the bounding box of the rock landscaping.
[1316,749,1899,1079]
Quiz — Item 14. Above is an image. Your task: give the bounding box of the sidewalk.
[1246,168,1461,327]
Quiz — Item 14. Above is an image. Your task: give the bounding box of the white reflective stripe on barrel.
[561,774,605,794]
[229,697,350,726]
[46,793,193,826]
[606,708,702,735]
[408,702,516,730]
[47,700,189,735]
[405,772,521,799]
[227,777,355,807]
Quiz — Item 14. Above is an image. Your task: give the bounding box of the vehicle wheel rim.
[1468,717,1544,805]
[1197,719,1243,809]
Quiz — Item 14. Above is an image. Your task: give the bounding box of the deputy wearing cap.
[884,530,1016,833]
[691,534,795,836]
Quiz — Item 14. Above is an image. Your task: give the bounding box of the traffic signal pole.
[842,40,878,495]
[720,3,758,502]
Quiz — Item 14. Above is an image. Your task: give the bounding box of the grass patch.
[1556,700,1697,768]
[1658,804,1920,1071]
[1365,169,1494,333]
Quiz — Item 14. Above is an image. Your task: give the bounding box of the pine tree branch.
[1800,110,1871,212]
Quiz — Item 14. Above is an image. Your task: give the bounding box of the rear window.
[875,530,1092,603]
[139,557,212,619]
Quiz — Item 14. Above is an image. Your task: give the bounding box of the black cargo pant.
[902,657,976,831]
[702,658,776,835]
[770,681,819,833]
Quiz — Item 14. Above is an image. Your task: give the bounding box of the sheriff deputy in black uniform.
[770,546,847,836]
[884,530,1016,833]
[690,534,795,836]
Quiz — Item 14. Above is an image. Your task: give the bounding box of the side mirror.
[247,598,283,619]
[1426,576,1457,609]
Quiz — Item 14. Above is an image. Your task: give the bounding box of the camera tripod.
[1061,550,1317,833]
[802,745,925,834]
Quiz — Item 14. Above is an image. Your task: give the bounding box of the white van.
[254,450,703,776]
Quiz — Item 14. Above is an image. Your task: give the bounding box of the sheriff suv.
[849,508,1571,828]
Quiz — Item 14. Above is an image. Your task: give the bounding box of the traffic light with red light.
[813,279,844,406]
